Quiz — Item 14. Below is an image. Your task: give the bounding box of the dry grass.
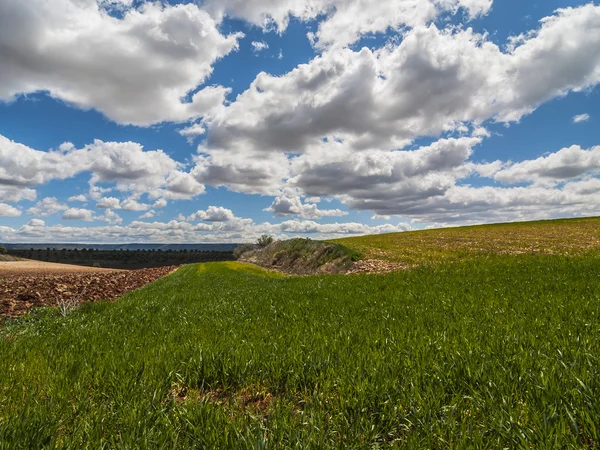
[334,217,600,266]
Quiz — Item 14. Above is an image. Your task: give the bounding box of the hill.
[333,216,600,266]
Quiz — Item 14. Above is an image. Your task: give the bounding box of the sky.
[0,0,599,243]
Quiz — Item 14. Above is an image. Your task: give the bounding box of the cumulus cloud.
[489,145,600,185]
[139,210,156,219]
[27,197,68,217]
[182,4,600,209]
[573,113,590,123]
[0,0,243,125]
[153,199,168,209]
[96,197,122,210]
[0,203,21,217]
[188,206,236,222]
[195,4,600,166]
[291,137,479,212]
[204,0,492,49]
[0,214,413,243]
[278,219,412,235]
[191,150,289,195]
[97,209,123,225]
[266,189,348,219]
[68,194,87,202]
[62,208,95,221]
[0,135,205,205]
[0,186,36,203]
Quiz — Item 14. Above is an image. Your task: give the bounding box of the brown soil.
[0,260,120,276]
[0,261,178,318]
[168,384,273,420]
[346,259,412,274]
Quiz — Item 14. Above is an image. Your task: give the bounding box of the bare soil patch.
[0,260,120,276]
[168,383,274,420]
[0,263,177,318]
[346,259,412,274]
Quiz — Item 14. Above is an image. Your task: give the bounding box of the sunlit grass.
[333,216,600,266]
[1,255,600,448]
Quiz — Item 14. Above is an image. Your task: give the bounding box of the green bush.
[256,235,274,248]
[0,245,6,254]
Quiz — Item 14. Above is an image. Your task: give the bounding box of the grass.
[2,252,600,448]
[332,216,600,266]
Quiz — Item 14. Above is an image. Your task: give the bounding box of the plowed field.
[0,261,177,318]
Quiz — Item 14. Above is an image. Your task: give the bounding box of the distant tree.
[0,245,7,254]
[257,235,274,248]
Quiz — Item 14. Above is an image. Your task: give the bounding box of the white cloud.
[121,198,150,211]
[68,194,87,202]
[0,186,36,203]
[291,137,479,211]
[27,197,68,217]
[153,199,168,209]
[251,41,269,53]
[0,135,205,203]
[0,203,21,217]
[372,214,392,220]
[184,4,600,204]
[278,219,412,235]
[62,208,95,221]
[266,189,348,219]
[139,210,156,219]
[191,150,289,195]
[0,214,413,244]
[0,0,243,125]
[205,0,492,49]
[573,113,590,123]
[197,4,600,165]
[96,197,122,210]
[96,209,123,225]
[489,145,600,185]
[188,206,236,222]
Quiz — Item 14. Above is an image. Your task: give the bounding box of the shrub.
[257,235,274,248]
[0,245,6,254]
[233,243,256,259]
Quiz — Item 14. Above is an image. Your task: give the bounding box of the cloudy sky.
[0,0,599,243]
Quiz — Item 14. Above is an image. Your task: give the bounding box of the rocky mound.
[238,239,361,275]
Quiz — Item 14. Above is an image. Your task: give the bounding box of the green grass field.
[2,227,600,448]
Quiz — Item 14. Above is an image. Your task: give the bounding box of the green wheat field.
[1,218,600,448]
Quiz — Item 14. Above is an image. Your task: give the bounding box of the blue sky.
[0,0,599,243]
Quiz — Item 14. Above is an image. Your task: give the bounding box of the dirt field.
[0,260,120,277]
[0,260,178,319]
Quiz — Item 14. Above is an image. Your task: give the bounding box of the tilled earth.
[346,259,411,274]
[0,266,178,318]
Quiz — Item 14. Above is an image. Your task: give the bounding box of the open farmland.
[6,248,235,269]
[334,217,600,266]
[0,261,176,318]
[1,218,600,448]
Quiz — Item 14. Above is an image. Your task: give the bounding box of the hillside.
[334,216,600,266]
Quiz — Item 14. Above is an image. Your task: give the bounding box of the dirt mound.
[0,266,177,318]
[238,239,361,275]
